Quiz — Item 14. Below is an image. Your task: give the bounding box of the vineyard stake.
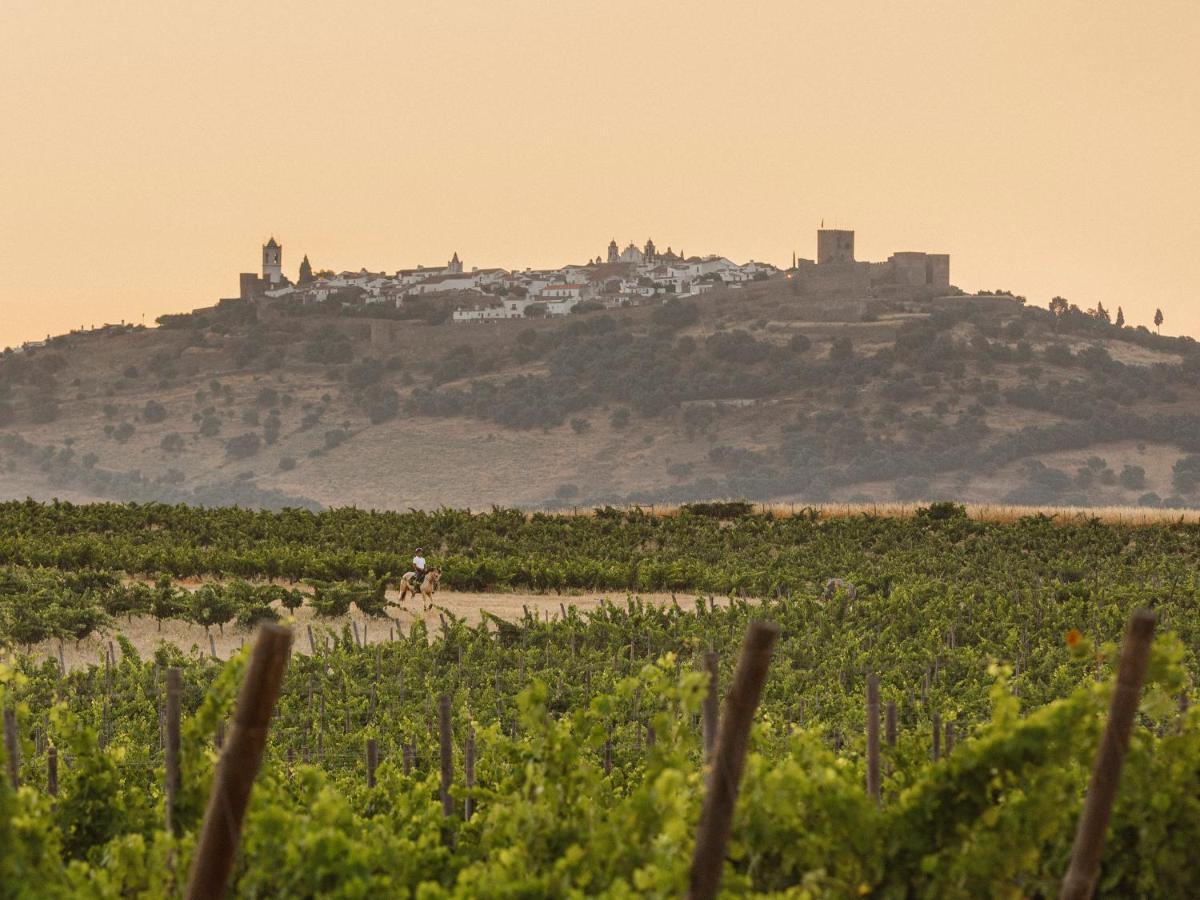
[57,640,66,674]
[366,738,378,789]
[307,625,315,654]
[1060,609,1156,900]
[866,675,880,806]
[438,695,454,818]
[702,650,719,761]
[165,668,182,834]
[47,745,57,796]
[687,620,780,900]
[885,700,897,747]
[931,714,941,762]
[464,726,476,821]
[209,633,217,660]
[185,624,292,900]
[3,708,18,789]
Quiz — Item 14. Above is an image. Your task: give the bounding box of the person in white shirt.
[412,548,427,586]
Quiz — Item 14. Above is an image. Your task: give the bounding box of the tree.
[1048,296,1069,329]
[1155,308,1164,333]
[298,254,314,285]
[1115,306,1125,328]
[142,400,167,424]
[160,432,185,453]
[1172,455,1200,495]
[1090,301,1110,324]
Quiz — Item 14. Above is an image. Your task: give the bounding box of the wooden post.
[687,621,779,900]
[885,700,897,748]
[1060,609,1156,900]
[352,621,361,648]
[185,624,292,900]
[57,640,66,674]
[932,714,941,762]
[866,675,880,806]
[438,695,454,818]
[366,738,378,789]
[307,624,315,654]
[4,708,19,790]
[464,726,476,821]
[702,650,719,761]
[165,668,182,834]
[47,745,57,797]
[209,633,217,660]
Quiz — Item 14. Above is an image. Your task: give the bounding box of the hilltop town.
[230,229,952,322]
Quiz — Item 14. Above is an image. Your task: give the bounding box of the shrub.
[142,400,167,424]
[279,456,297,472]
[263,414,281,445]
[324,429,348,450]
[363,385,400,424]
[610,408,631,430]
[112,421,135,443]
[225,433,261,460]
[198,414,221,438]
[160,433,185,453]
[570,417,591,434]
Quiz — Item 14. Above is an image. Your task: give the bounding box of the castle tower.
[262,236,283,284]
[607,239,619,263]
[448,251,463,274]
[816,229,854,265]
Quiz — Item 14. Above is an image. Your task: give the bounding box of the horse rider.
[412,548,428,588]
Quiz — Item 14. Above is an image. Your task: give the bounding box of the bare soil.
[32,589,700,671]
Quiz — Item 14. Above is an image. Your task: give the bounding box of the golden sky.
[2,1,1198,347]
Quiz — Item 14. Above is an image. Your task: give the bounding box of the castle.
[791,229,950,296]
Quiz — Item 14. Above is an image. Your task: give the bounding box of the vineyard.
[3,499,1200,897]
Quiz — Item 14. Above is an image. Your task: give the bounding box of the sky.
[2,1,1198,347]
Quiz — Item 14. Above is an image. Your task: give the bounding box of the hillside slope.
[3,280,1199,510]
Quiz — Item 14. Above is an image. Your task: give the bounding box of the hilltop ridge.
[2,277,1198,511]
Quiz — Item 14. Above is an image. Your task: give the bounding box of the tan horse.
[398,568,440,610]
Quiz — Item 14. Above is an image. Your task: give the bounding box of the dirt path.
[33,589,702,671]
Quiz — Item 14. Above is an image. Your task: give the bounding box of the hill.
[2,280,1199,510]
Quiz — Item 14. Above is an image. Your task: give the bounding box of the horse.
[398,568,441,610]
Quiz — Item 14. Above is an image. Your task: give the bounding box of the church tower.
[607,239,619,264]
[262,237,283,284]
[644,238,657,263]
[448,251,463,274]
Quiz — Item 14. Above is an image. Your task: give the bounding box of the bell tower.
[262,236,283,284]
